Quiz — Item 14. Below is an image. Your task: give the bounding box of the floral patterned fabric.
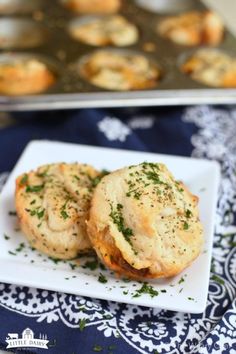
[0,105,235,354]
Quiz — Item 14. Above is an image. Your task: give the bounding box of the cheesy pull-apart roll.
[87,162,203,280]
[15,163,104,259]
[63,0,121,14]
[157,10,224,46]
[80,50,161,91]
[0,58,55,96]
[181,49,236,88]
[70,15,138,47]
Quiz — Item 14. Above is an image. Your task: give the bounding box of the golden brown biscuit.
[181,49,236,88]
[80,50,161,90]
[0,58,55,96]
[70,15,138,47]
[63,0,121,14]
[157,11,224,46]
[87,162,203,280]
[15,163,105,259]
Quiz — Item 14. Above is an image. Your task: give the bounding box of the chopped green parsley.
[79,318,88,332]
[183,222,189,230]
[48,257,61,264]
[37,209,45,219]
[20,174,28,186]
[26,184,44,193]
[61,209,69,220]
[73,175,81,182]
[37,167,49,178]
[8,250,16,256]
[178,276,185,284]
[185,209,192,218]
[98,273,107,284]
[109,203,135,252]
[26,207,45,220]
[82,259,98,271]
[212,274,225,285]
[133,283,159,298]
[89,176,102,188]
[69,263,77,270]
[93,345,103,352]
[60,198,72,220]
[15,242,25,252]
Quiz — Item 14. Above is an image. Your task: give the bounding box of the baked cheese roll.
[70,15,138,47]
[80,50,160,91]
[87,162,203,279]
[0,58,55,96]
[157,11,224,46]
[15,163,103,259]
[63,0,121,14]
[181,49,236,88]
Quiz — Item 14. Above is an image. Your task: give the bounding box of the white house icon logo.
[6,328,49,349]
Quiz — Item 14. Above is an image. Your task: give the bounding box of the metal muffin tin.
[0,0,236,111]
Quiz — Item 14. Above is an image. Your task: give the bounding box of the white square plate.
[0,141,220,313]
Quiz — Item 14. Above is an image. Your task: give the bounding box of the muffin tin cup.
[178,48,236,88]
[0,0,235,109]
[0,0,43,15]
[135,0,196,14]
[0,18,48,49]
[77,48,164,91]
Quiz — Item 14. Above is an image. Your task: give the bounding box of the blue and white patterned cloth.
[0,105,235,354]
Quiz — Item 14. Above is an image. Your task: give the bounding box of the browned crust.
[87,219,193,280]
